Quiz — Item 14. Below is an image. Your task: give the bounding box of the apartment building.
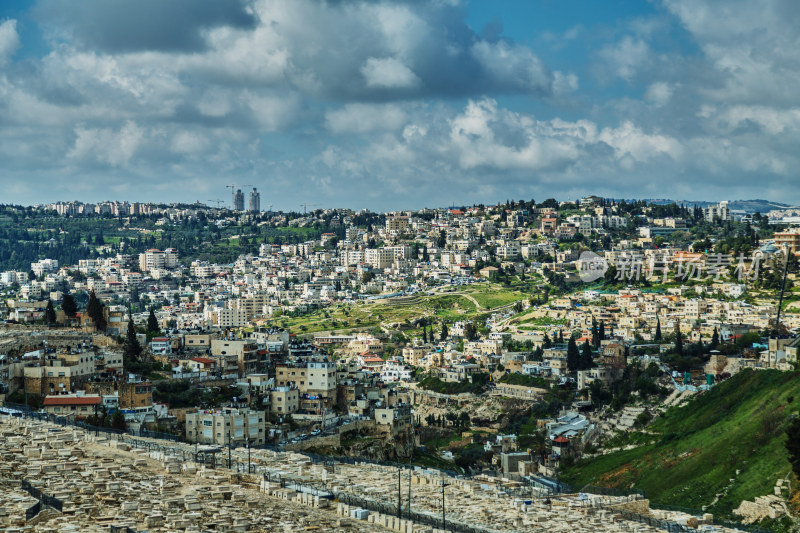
[185,407,266,446]
[138,248,178,272]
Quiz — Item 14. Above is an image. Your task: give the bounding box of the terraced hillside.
[562,369,798,522]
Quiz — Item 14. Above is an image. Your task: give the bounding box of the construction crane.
[225,184,253,210]
[207,200,225,209]
[301,202,318,214]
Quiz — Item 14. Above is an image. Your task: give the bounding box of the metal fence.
[581,484,646,499]
[24,500,42,521]
[609,508,695,532]
[109,526,138,533]
[21,479,63,517]
[336,492,493,533]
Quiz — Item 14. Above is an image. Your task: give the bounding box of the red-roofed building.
[43,394,101,416]
[552,435,571,456]
[189,357,217,371]
[358,352,385,369]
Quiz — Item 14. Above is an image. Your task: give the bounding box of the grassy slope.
[562,369,798,518]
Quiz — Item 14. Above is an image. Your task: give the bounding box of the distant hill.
[561,369,797,524]
[638,198,793,213]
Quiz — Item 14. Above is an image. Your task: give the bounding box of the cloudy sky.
[1,0,799,211]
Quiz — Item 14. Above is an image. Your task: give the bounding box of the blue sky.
[0,0,798,210]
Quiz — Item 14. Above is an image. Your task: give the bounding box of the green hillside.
[562,369,798,519]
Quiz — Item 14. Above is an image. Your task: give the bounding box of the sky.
[1,0,799,211]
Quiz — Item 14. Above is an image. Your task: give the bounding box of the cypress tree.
[655,318,662,342]
[147,307,159,334]
[580,340,594,370]
[567,336,579,372]
[543,332,552,349]
[62,293,77,317]
[440,322,448,341]
[87,290,106,331]
[123,319,142,364]
[710,327,719,350]
[45,299,56,326]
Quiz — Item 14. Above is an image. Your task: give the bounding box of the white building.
[185,407,266,446]
[704,201,730,222]
[139,248,178,272]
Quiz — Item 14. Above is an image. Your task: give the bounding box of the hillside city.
[1,195,800,532]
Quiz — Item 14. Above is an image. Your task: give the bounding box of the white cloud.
[242,91,301,131]
[68,121,145,167]
[553,71,579,95]
[325,103,408,133]
[471,41,551,95]
[598,36,650,82]
[598,121,683,162]
[0,19,20,66]
[171,131,209,154]
[644,82,673,106]
[361,57,420,89]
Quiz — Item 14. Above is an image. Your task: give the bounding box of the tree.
[464,322,478,341]
[45,299,56,326]
[421,327,427,343]
[675,326,683,356]
[710,327,719,350]
[655,319,662,342]
[786,417,800,478]
[111,409,127,431]
[147,307,159,334]
[440,322,449,341]
[87,290,106,332]
[567,336,579,372]
[579,340,594,370]
[591,317,599,348]
[599,321,606,342]
[543,332,552,349]
[123,319,142,365]
[62,293,77,317]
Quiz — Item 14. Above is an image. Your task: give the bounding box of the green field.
[260,281,540,336]
[462,284,529,309]
[263,292,483,334]
[561,369,798,520]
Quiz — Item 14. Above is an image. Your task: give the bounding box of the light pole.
[441,478,450,531]
[407,452,412,518]
[397,465,402,519]
[247,439,251,474]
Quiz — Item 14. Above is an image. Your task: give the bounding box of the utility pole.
[397,465,402,519]
[228,427,232,469]
[247,439,251,474]
[441,478,450,530]
[407,454,412,518]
